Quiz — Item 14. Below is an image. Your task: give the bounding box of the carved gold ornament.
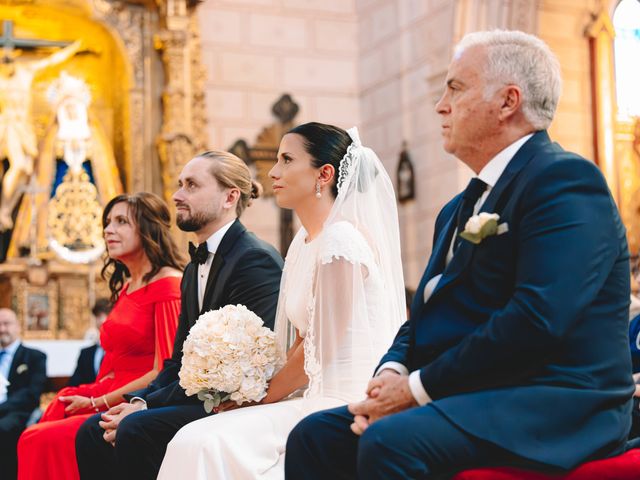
[47,170,105,263]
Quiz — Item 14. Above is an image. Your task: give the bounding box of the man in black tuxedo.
[67,299,111,387]
[76,151,283,480]
[0,308,47,479]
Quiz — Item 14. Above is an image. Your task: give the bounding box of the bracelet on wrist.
[103,395,111,410]
[90,396,98,412]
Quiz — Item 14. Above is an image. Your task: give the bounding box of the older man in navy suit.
[286,30,635,479]
[0,308,47,479]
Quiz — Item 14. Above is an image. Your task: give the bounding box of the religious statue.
[48,71,92,173]
[7,69,123,262]
[45,72,105,263]
[0,40,81,231]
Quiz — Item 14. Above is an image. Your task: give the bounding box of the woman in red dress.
[17,192,185,480]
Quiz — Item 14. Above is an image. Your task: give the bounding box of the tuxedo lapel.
[200,220,246,314]
[430,131,551,299]
[184,263,199,326]
[200,253,224,315]
[8,344,25,384]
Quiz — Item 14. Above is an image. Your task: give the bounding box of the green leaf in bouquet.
[204,398,214,414]
[459,230,482,244]
[197,391,213,402]
[459,218,498,245]
[479,218,498,237]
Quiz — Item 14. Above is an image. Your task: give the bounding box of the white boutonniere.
[459,212,509,245]
[16,363,28,375]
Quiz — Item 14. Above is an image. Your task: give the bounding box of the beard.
[0,333,13,347]
[176,208,218,232]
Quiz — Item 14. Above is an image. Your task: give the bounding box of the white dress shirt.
[0,339,21,404]
[197,220,235,311]
[380,133,534,406]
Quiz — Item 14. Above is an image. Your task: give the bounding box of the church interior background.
[0,0,638,380]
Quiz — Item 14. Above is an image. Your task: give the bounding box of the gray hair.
[454,30,562,130]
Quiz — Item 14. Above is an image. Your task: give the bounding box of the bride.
[157,122,406,479]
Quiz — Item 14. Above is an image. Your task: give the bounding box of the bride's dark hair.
[287,122,351,198]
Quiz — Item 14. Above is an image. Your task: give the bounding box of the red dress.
[17,276,181,480]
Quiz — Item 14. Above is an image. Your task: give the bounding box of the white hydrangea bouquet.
[178,304,284,413]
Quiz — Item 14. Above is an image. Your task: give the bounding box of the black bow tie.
[188,242,209,265]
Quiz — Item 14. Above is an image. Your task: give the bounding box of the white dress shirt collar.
[204,219,235,255]
[0,338,21,357]
[198,219,236,311]
[477,133,534,188]
[0,339,21,401]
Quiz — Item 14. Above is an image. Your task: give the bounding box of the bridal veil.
[274,127,406,405]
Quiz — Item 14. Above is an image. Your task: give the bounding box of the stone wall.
[355,0,458,287]
[537,0,600,160]
[196,0,605,288]
[197,0,361,250]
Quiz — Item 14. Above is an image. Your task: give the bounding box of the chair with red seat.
[453,448,640,480]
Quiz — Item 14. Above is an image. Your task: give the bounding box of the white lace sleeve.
[319,221,375,268]
[274,228,307,358]
[303,221,395,403]
[296,127,406,406]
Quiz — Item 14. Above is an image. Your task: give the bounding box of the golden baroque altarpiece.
[587,5,640,255]
[0,0,207,338]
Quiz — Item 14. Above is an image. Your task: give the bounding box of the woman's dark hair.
[287,122,352,198]
[91,298,113,317]
[101,192,185,302]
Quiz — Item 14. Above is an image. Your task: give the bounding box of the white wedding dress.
[157,128,406,480]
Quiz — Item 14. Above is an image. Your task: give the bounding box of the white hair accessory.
[336,127,361,195]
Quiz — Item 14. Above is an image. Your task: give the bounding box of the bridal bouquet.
[179,304,284,413]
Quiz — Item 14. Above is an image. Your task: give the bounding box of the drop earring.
[315,182,322,199]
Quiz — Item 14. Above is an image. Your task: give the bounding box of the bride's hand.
[216,399,261,413]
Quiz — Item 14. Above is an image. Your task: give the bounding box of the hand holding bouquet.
[179,304,283,413]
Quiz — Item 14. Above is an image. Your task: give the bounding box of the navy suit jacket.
[0,344,47,423]
[126,219,283,408]
[67,344,101,387]
[380,131,634,468]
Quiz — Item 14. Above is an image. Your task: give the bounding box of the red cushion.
[453,449,640,480]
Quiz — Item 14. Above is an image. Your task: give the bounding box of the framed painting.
[15,280,59,339]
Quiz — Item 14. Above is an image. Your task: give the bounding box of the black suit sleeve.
[129,250,282,407]
[0,349,47,415]
[67,346,96,387]
[224,248,283,330]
